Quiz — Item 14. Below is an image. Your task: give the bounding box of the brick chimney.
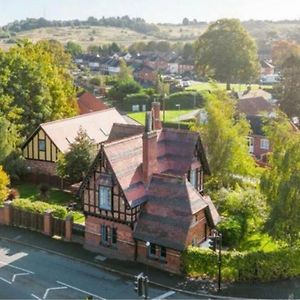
[152,102,162,130]
[143,111,157,185]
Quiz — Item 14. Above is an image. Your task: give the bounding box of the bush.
[165,91,204,109]
[7,188,20,201]
[183,246,300,282]
[3,150,27,181]
[122,92,151,111]
[11,199,68,219]
[0,166,10,204]
[39,184,50,199]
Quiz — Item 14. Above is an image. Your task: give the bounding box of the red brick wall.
[84,216,136,260]
[136,240,182,274]
[25,159,56,176]
[252,135,271,160]
[186,210,208,246]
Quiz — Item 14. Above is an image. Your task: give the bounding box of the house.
[238,89,273,102]
[261,60,275,76]
[21,108,129,178]
[134,65,156,84]
[78,102,219,274]
[77,91,108,115]
[237,97,275,117]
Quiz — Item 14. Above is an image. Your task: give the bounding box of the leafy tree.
[56,127,96,183]
[0,40,77,136]
[261,114,300,245]
[182,42,195,63]
[272,40,300,67]
[108,79,141,102]
[182,18,190,26]
[0,166,10,203]
[278,54,300,119]
[118,59,133,81]
[154,73,169,98]
[3,150,27,181]
[65,41,83,57]
[195,19,260,90]
[191,88,257,188]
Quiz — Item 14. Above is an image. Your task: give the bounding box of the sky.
[1,0,300,26]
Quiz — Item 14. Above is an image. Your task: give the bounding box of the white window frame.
[99,186,112,210]
[260,138,269,150]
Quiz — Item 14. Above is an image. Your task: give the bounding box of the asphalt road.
[0,239,197,299]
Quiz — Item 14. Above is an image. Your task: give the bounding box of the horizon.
[1,0,300,26]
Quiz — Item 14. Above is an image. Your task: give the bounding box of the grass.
[128,109,196,125]
[187,82,273,92]
[13,183,85,224]
[238,232,279,252]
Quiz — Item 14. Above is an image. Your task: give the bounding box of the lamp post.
[175,104,181,130]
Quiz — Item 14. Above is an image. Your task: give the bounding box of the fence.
[12,207,44,232]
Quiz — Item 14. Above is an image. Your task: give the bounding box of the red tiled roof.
[77,92,108,115]
[237,97,274,116]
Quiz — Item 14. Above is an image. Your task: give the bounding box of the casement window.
[190,169,197,188]
[260,139,270,150]
[100,225,117,246]
[160,247,167,259]
[149,243,156,256]
[99,186,112,210]
[147,243,167,261]
[39,140,46,152]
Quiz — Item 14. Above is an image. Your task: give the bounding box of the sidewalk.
[0,225,216,298]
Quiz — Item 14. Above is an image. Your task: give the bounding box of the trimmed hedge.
[122,92,151,111]
[12,199,68,219]
[165,91,204,110]
[183,246,300,282]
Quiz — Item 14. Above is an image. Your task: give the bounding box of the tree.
[195,19,260,90]
[191,88,257,188]
[0,40,77,136]
[0,166,10,204]
[260,114,300,246]
[272,40,300,67]
[154,73,169,98]
[56,127,96,183]
[278,54,300,119]
[108,79,141,102]
[182,18,190,26]
[65,41,83,58]
[118,59,133,81]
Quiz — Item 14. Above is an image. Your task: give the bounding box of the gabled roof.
[237,97,274,116]
[77,92,108,115]
[23,108,128,153]
[107,123,144,142]
[239,89,272,101]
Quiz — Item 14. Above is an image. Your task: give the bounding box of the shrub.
[7,188,20,201]
[183,246,300,282]
[3,150,27,181]
[39,184,50,199]
[0,166,10,204]
[122,92,151,111]
[11,199,67,219]
[165,91,204,109]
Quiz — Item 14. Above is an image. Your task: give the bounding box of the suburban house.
[134,65,156,84]
[261,60,275,76]
[78,102,219,273]
[21,108,129,179]
[238,89,273,102]
[77,91,108,115]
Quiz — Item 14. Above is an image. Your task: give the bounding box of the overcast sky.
[1,0,300,26]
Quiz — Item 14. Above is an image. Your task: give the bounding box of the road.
[0,239,197,299]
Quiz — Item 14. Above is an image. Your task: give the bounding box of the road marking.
[43,286,67,299]
[0,276,12,285]
[31,294,42,300]
[0,260,34,274]
[12,272,31,282]
[152,290,176,299]
[56,280,106,299]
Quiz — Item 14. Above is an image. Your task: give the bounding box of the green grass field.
[187,82,273,92]
[238,232,279,252]
[128,109,195,125]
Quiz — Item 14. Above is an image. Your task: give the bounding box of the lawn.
[238,232,279,252]
[128,109,196,125]
[187,82,273,92]
[13,183,85,224]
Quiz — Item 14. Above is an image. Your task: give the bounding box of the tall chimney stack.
[142,112,157,185]
[152,102,162,130]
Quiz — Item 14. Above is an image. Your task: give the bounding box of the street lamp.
[175,104,181,130]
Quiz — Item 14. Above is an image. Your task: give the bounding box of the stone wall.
[25,159,56,176]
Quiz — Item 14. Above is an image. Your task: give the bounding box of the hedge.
[122,92,151,111]
[165,91,204,110]
[11,199,68,219]
[183,246,300,282]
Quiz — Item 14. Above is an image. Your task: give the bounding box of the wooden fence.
[11,207,44,232]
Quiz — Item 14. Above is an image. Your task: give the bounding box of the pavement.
[0,225,218,299]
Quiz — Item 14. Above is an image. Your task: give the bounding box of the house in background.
[21,108,129,180]
[78,102,219,274]
[77,91,108,115]
[261,60,275,76]
[238,89,273,102]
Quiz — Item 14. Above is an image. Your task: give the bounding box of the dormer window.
[189,168,204,192]
[190,169,197,188]
[99,185,112,210]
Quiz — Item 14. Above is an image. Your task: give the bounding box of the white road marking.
[0,276,12,285]
[12,272,31,282]
[56,280,106,299]
[152,290,176,299]
[0,260,34,274]
[31,294,42,300]
[43,286,67,299]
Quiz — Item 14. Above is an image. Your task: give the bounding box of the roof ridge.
[41,107,117,127]
[112,123,144,128]
[104,132,143,147]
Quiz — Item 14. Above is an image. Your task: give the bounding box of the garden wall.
[183,247,300,282]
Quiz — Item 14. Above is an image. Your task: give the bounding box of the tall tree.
[195,19,260,90]
[261,115,300,245]
[192,89,257,188]
[56,127,96,183]
[118,59,133,81]
[279,54,300,119]
[272,40,300,67]
[65,41,83,58]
